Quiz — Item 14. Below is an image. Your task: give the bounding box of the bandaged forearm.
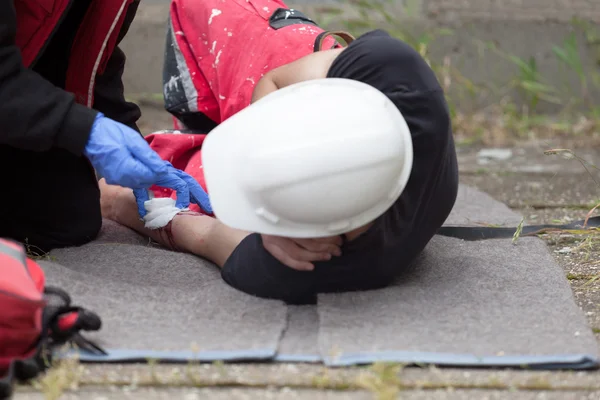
[142,198,190,229]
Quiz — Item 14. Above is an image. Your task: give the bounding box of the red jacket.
[0,0,140,155]
[15,0,136,107]
[164,0,339,128]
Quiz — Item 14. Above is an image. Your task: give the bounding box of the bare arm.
[251,48,345,103]
[101,180,352,273]
[99,180,341,268]
[99,179,249,266]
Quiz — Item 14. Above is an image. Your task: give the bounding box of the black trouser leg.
[0,146,102,254]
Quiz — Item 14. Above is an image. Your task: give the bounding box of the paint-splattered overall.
[147,0,338,209]
[163,0,338,128]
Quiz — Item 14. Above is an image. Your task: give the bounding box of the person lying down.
[99,0,459,305]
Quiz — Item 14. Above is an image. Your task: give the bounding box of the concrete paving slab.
[426,0,600,22]
[13,387,600,400]
[19,363,600,391]
[15,387,371,400]
[460,172,600,209]
[457,144,600,209]
[457,145,600,176]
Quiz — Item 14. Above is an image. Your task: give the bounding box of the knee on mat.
[70,210,102,245]
[50,201,102,249]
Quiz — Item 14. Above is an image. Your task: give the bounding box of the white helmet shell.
[202,78,413,238]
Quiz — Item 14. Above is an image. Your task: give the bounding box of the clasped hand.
[261,235,343,271]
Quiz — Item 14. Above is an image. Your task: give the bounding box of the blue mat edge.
[58,348,276,363]
[322,352,600,370]
[59,349,600,370]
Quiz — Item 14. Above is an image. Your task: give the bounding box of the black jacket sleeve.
[0,0,98,155]
[92,0,142,132]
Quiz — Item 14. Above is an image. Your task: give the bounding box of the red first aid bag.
[0,238,104,399]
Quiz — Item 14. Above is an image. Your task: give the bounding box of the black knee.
[0,147,102,253]
[62,199,103,247]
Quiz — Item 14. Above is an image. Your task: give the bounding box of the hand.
[84,113,212,217]
[133,163,213,217]
[261,235,343,271]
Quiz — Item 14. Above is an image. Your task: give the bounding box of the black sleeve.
[221,233,394,305]
[0,0,98,154]
[92,1,142,131]
[92,46,142,132]
[221,234,318,305]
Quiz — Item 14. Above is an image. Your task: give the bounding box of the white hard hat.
[202,78,413,238]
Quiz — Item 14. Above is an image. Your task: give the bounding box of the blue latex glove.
[133,163,213,217]
[84,113,212,217]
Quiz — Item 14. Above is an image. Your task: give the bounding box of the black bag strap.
[437,216,600,241]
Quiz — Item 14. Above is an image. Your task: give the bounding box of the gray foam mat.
[275,306,321,363]
[44,221,287,361]
[43,185,599,369]
[444,184,524,226]
[316,236,599,368]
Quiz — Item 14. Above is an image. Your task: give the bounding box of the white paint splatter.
[219,95,226,100]
[227,32,233,37]
[175,31,184,36]
[284,11,291,19]
[246,77,255,84]
[213,49,222,67]
[165,75,179,91]
[211,41,217,54]
[208,9,222,25]
[263,6,269,12]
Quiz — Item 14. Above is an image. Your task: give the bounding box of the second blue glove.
[133,162,213,218]
[84,113,212,217]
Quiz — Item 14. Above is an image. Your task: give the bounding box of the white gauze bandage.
[142,197,189,229]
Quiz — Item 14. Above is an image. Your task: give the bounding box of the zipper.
[86,0,129,107]
[30,0,75,69]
